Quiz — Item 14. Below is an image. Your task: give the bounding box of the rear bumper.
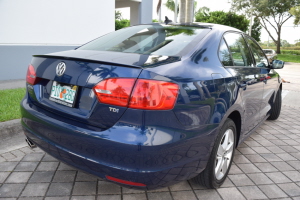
[21,97,218,190]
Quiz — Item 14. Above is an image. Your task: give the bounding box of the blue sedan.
[21,23,284,190]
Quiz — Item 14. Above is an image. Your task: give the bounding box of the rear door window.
[219,38,234,66]
[245,36,269,68]
[223,33,253,67]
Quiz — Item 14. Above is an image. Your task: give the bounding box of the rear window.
[78,24,211,56]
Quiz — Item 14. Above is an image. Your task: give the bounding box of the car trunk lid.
[28,51,143,129]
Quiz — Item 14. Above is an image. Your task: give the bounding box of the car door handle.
[239,84,247,90]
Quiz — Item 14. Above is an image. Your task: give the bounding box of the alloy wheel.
[215,128,234,180]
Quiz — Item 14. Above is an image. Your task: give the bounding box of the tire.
[192,118,236,189]
[267,89,281,120]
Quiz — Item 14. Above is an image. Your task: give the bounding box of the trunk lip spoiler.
[33,54,141,69]
[33,54,182,69]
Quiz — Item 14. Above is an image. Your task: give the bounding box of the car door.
[244,35,279,121]
[219,32,264,137]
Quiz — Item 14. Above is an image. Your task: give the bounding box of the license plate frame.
[49,81,78,107]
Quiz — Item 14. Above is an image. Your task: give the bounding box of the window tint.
[245,36,269,68]
[219,38,233,66]
[223,33,253,67]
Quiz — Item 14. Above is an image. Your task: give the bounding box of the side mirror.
[270,60,284,69]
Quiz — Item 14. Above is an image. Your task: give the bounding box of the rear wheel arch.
[279,83,282,93]
[267,83,282,120]
[276,83,282,102]
[272,83,282,103]
[227,111,241,147]
[192,118,237,188]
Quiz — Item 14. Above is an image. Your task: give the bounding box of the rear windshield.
[78,24,211,56]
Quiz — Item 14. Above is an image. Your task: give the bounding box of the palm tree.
[179,0,195,23]
[165,0,179,14]
[179,0,186,23]
[115,10,122,20]
[160,0,195,23]
[157,0,162,22]
[186,0,194,23]
[165,0,179,22]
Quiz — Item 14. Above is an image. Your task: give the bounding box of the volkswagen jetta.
[21,23,284,190]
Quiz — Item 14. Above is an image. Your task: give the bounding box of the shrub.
[115,19,130,30]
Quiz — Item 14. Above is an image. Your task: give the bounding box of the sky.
[117,0,300,44]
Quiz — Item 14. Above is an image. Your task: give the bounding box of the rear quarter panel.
[139,29,242,141]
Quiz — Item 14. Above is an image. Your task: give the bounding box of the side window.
[245,36,269,68]
[223,33,253,67]
[219,38,234,66]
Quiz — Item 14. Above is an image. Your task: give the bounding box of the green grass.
[260,46,300,51]
[277,54,300,63]
[281,50,300,56]
[0,88,26,122]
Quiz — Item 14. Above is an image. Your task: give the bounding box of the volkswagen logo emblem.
[56,62,66,76]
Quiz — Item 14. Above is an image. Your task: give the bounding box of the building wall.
[0,0,153,81]
[0,45,77,80]
[116,0,153,26]
[116,1,140,26]
[0,0,115,45]
[0,0,115,81]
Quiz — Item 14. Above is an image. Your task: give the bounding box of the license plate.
[49,81,78,107]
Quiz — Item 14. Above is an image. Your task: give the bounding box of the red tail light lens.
[93,78,136,107]
[93,78,179,110]
[129,80,179,110]
[26,65,39,85]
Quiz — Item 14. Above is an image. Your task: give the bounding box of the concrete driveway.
[1,63,300,200]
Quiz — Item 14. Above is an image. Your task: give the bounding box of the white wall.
[139,0,153,24]
[0,45,77,80]
[0,0,115,45]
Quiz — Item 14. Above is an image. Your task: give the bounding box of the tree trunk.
[157,0,162,22]
[179,0,186,23]
[185,0,194,23]
[174,0,178,23]
[276,27,281,54]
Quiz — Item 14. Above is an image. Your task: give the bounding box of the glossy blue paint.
[21,23,283,190]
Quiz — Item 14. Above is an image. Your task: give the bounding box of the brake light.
[129,79,179,110]
[106,175,146,187]
[93,78,179,110]
[26,65,39,85]
[93,78,136,107]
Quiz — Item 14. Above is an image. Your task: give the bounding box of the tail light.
[26,65,40,85]
[93,78,179,110]
[129,79,179,110]
[93,78,136,107]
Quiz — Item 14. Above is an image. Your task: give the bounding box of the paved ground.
[1,63,300,200]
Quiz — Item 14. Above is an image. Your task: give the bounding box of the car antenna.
[164,16,172,25]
